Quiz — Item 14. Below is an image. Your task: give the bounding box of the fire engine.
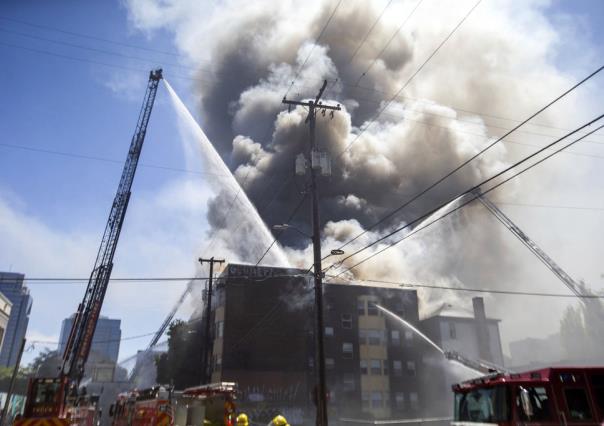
[452,366,604,425]
[14,68,163,426]
[110,386,173,426]
[109,382,237,426]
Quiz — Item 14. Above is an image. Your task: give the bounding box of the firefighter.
[236,413,249,426]
[270,415,289,426]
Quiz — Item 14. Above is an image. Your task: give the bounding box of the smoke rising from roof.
[127,0,603,351]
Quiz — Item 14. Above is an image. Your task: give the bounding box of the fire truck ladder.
[444,350,511,375]
[61,69,163,383]
[472,189,592,303]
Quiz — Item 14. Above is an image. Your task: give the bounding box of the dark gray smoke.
[127,0,600,348]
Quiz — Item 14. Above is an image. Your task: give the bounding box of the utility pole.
[198,257,225,384]
[283,81,340,426]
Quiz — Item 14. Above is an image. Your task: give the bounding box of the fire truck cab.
[109,386,172,426]
[452,367,604,425]
[172,382,237,426]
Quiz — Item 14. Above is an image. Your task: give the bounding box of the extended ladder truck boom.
[472,189,594,303]
[16,69,162,426]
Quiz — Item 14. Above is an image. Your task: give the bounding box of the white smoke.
[126,0,604,352]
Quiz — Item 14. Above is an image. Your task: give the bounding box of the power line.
[0,15,191,60]
[28,331,158,346]
[334,121,604,276]
[0,40,214,85]
[283,0,344,98]
[256,193,308,265]
[339,0,483,156]
[497,201,604,211]
[330,64,604,255]
[0,141,234,178]
[346,0,396,65]
[332,277,604,299]
[0,27,201,73]
[354,0,425,86]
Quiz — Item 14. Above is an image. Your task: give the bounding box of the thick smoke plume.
[127,0,602,351]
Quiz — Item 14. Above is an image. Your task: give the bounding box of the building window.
[325,326,334,336]
[393,360,402,376]
[214,356,222,369]
[361,392,370,410]
[449,322,456,339]
[367,302,378,316]
[342,342,353,359]
[326,358,335,370]
[383,392,390,407]
[215,321,224,338]
[359,329,367,345]
[343,373,355,391]
[308,357,314,368]
[382,360,389,376]
[341,314,352,329]
[395,392,405,409]
[407,361,416,376]
[360,360,368,375]
[371,392,382,408]
[391,330,400,346]
[395,301,405,316]
[357,299,365,315]
[368,330,383,346]
[370,359,382,375]
[409,392,419,410]
[404,330,413,342]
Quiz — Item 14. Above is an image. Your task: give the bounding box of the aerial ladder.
[444,350,512,375]
[472,189,595,303]
[128,282,193,383]
[15,69,162,426]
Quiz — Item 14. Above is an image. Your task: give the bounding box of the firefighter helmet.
[271,415,289,426]
[236,413,249,426]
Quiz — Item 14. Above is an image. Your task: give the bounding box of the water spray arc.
[162,79,289,266]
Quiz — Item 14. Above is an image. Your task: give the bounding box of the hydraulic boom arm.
[472,189,591,302]
[61,69,163,382]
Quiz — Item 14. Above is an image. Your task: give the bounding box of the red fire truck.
[109,382,237,426]
[452,366,604,425]
[110,386,172,426]
[16,377,99,426]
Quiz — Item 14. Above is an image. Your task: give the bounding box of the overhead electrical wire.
[354,0,425,85]
[329,277,604,299]
[339,0,483,156]
[346,0,397,65]
[256,193,308,265]
[283,0,344,98]
[333,120,604,276]
[0,15,191,60]
[328,64,604,256]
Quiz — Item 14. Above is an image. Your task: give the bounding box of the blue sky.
[1,0,604,366]
[1,0,212,364]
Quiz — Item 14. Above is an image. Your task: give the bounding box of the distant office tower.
[0,272,33,368]
[58,315,122,363]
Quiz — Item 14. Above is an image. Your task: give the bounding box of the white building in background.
[420,297,504,366]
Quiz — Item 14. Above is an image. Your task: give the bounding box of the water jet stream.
[162,79,289,266]
[376,304,445,354]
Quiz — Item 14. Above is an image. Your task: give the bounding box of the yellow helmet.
[271,415,289,426]
[236,414,249,426]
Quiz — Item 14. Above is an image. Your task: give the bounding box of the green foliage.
[155,319,204,389]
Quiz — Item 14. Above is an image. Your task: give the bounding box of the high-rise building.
[0,272,32,368]
[58,315,122,363]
